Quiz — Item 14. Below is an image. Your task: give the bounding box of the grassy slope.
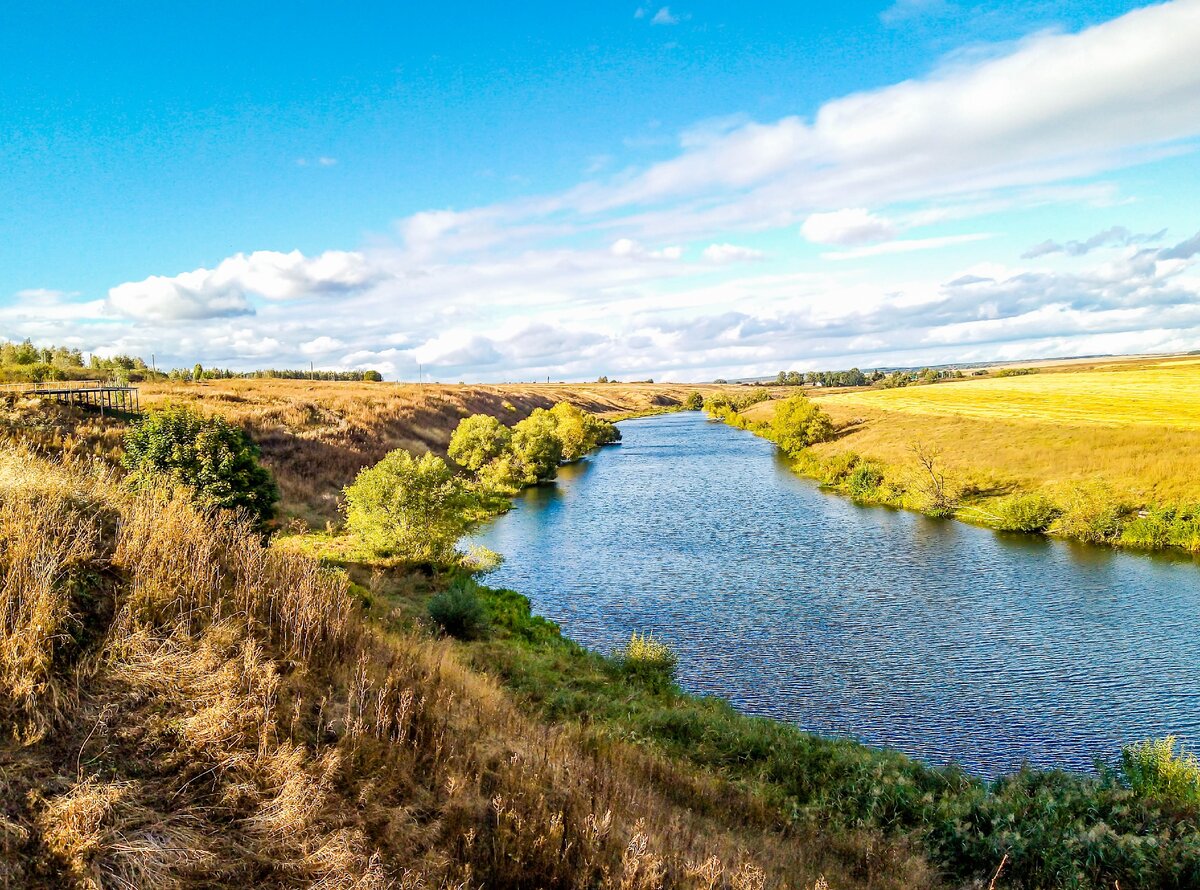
[0,448,925,890]
[742,357,1200,505]
[133,380,724,522]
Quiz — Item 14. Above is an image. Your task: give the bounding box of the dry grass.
[0,448,928,889]
[743,357,1200,505]
[134,380,726,522]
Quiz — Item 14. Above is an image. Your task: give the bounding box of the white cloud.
[651,6,680,25]
[822,233,993,260]
[586,0,1200,226]
[22,3,1200,380]
[702,243,767,263]
[300,336,344,355]
[609,238,684,260]
[801,209,897,245]
[106,250,382,321]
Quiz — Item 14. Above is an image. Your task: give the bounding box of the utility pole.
[310,361,314,381]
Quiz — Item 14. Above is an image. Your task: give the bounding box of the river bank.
[733,382,1200,557]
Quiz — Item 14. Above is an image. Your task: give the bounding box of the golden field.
[743,355,1200,505]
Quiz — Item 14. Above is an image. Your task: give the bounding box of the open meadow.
[743,355,1200,507]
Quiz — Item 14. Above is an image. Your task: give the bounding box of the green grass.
[420,576,1200,890]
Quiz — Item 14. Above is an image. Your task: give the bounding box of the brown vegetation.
[1,448,920,889]
[131,380,725,521]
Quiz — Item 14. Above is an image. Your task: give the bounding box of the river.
[470,410,1200,776]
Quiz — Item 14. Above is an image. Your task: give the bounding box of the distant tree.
[193,363,203,382]
[344,450,477,562]
[123,405,278,526]
[362,370,383,382]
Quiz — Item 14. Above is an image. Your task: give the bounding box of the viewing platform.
[0,380,140,414]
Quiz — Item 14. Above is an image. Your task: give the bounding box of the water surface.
[471,411,1200,776]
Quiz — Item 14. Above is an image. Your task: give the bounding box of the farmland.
[743,356,1200,507]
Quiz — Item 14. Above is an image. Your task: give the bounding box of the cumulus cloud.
[585,0,1200,226]
[20,2,1200,380]
[1021,226,1168,258]
[801,209,897,245]
[106,250,383,321]
[651,6,681,25]
[702,243,767,263]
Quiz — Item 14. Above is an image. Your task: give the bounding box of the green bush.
[847,462,885,498]
[683,391,704,411]
[1051,484,1126,544]
[123,404,278,525]
[767,394,835,456]
[990,492,1062,532]
[343,449,479,562]
[1120,736,1200,806]
[1120,503,1200,552]
[428,579,488,639]
[448,414,512,471]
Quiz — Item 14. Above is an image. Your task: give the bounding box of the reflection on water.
[470,411,1200,776]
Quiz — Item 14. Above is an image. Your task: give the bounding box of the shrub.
[1120,503,1200,552]
[428,579,488,639]
[820,451,860,485]
[990,492,1061,533]
[683,391,704,411]
[1051,483,1126,544]
[847,462,885,499]
[617,632,678,692]
[343,450,478,562]
[769,395,835,455]
[549,402,591,461]
[448,414,512,472]
[1120,736,1200,806]
[123,404,278,526]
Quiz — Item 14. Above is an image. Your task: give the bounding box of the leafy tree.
[683,391,704,411]
[768,395,835,455]
[510,409,563,484]
[123,405,278,525]
[193,363,204,382]
[549,402,590,461]
[344,450,478,562]
[448,414,513,471]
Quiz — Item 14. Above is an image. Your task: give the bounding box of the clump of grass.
[846,461,885,499]
[618,632,679,692]
[988,492,1062,532]
[428,578,489,639]
[1051,483,1127,544]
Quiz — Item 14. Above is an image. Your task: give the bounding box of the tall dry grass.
[0,448,922,889]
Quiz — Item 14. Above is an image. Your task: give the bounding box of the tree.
[510,409,563,484]
[769,395,835,456]
[362,370,383,382]
[448,414,512,472]
[683,391,704,411]
[193,363,204,382]
[123,405,278,525]
[343,450,477,562]
[550,402,591,461]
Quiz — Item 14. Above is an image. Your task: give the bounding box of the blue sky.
[3,0,1199,380]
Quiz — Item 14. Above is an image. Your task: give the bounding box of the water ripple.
[471,411,1200,777]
